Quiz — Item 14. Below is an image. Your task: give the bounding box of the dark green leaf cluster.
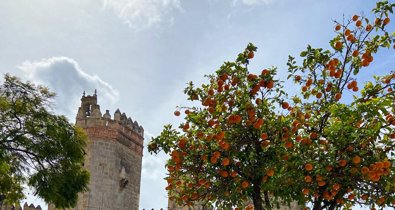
[0,74,89,208]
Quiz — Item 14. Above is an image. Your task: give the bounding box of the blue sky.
[0,0,394,209]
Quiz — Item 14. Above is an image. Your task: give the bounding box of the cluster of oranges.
[361,160,392,182]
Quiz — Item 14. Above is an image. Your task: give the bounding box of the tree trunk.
[312,198,323,210]
[252,184,264,210]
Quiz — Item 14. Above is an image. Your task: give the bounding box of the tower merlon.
[76,91,144,156]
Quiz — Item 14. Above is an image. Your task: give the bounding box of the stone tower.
[50,91,144,210]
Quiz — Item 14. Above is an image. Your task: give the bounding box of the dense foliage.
[0,74,89,208]
[149,1,395,209]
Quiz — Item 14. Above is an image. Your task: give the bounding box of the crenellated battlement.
[0,202,42,210]
[75,90,144,156]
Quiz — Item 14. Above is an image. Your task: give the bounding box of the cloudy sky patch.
[103,0,182,31]
[19,57,119,120]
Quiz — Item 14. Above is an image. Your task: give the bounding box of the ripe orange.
[306,78,313,87]
[309,132,318,139]
[302,188,310,195]
[241,181,249,189]
[230,171,237,177]
[361,166,369,174]
[334,41,343,50]
[305,163,314,171]
[304,175,312,183]
[261,69,270,75]
[352,15,359,21]
[266,80,274,89]
[356,20,362,27]
[282,102,290,109]
[284,141,293,149]
[345,29,351,36]
[208,89,214,96]
[333,183,341,191]
[339,159,347,167]
[352,50,359,57]
[366,24,372,31]
[335,24,341,31]
[375,18,381,25]
[318,181,326,187]
[383,17,390,25]
[316,92,322,99]
[222,158,230,166]
[210,156,218,164]
[352,155,361,164]
[334,93,342,101]
[220,170,229,177]
[174,110,180,116]
[261,133,268,140]
[266,169,275,177]
[247,51,254,59]
[302,86,308,92]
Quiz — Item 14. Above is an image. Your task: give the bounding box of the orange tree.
[149,1,395,210]
[285,1,395,210]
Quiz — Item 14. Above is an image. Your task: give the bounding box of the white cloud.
[19,57,119,120]
[232,0,274,6]
[102,0,182,31]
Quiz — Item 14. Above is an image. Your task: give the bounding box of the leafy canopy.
[0,74,89,208]
[150,1,395,210]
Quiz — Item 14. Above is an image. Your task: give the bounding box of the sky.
[0,0,394,209]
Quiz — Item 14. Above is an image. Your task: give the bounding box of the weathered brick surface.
[49,92,143,210]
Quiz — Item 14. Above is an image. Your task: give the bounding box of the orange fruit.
[284,141,293,149]
[261,133,268,140]
[334,93,342,101]
[174,110,180,116]
[304,175,312,183]
[352,15,359,21]
[309,132,318,139]
[261,69,270,75]
[230,171,237,177]
[366,24,372,31]
[318,181,326,187]
[306,78,313,87]
[335,24,341,31]
[352,155,361,164]
[339,159,347,167]
[383,17,390,25]
[305,163,314,171]
[356,20,362,27]
[222,158,230,166]
[241,181,249,189]
[220,170,229,177]
[361,166,369,174]
[345,29,351,36]
[266,80,274,89]
[352,50,359,57]
[302,188,310,195]
[282,102,290,109]
[266,169,275,177]
[375,18,381,25]
[334,41,343,50]
[247,51,254,59]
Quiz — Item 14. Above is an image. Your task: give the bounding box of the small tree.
[0,74,89,208]
[149,1,395,209]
